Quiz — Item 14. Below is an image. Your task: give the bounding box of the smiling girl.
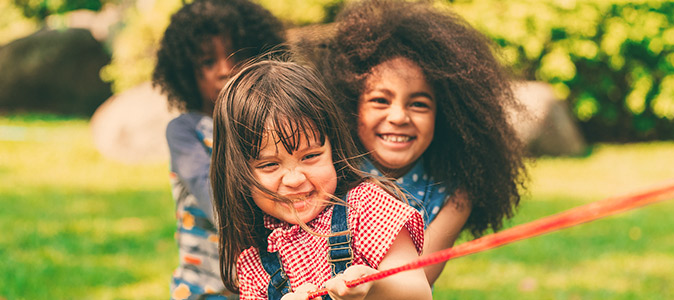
[210,59,431,300]
[318,0,529,284]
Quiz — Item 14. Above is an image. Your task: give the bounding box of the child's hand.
[323,265,377,300]
[280,283,317,300]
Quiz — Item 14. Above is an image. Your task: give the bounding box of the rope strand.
[307,180,674,299]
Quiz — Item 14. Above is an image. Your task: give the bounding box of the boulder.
[510,81,587,156]
[90,82,178,164]
[0,28,112,116]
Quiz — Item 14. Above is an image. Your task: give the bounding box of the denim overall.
[260,203,352,300]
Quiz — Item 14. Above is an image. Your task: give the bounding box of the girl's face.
[196,36,234,111]
[357,57,436,175]
[249,128,337,224]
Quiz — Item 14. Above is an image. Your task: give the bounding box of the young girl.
[210,60,432,300]
[152,0,285,298]
[317,0,528,284]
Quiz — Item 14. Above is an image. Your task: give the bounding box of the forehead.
[256,117,323,154]
[367,57,426,83]
[199,36,232,57]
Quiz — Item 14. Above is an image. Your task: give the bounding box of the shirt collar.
[264,206,333,252]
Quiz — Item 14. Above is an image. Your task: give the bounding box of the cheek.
[357,109,377,145]
[254,172,278,192]
[250,189,269,211]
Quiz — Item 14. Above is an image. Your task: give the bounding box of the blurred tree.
[0,0,39,45]
[98,0,673,142]
[11,0,113,22]
[452,0,674,142]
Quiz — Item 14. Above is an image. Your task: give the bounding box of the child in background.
[152,0,285,298]
[318,0,528,284]
[210,59,432,300]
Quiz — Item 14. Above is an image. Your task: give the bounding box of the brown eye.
[369,97,389,105]
[410,101,429,108]
[200,58,216,68]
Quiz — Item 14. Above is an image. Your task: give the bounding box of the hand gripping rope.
[307,180,674,299]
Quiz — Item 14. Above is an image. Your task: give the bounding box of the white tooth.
[382,135,410,142]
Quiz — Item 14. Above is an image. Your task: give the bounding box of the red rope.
[307,180,674,299]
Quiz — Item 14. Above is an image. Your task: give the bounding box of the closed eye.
[255,162,278,171]
[303,152,322,161]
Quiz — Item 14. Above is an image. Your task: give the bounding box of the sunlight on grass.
[529,143,674,201]
[433,141,674,300]
[2,115,673,299]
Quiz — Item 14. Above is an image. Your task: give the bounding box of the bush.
[100,0,674,142]
[453,0,674,142]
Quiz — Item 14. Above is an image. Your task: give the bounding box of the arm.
[166,116,215,223]
[324,227,432,300]
[422,189,471,284]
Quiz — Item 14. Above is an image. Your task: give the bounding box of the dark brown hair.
[319,0,528,238]
[152,0,285,112]
[210,59,365,292]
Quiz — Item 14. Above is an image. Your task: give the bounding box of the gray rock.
[0,28,112,116]
[510,81,587,156]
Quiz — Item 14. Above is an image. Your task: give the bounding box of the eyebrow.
[255,142,324,160]
[365,88,434,100]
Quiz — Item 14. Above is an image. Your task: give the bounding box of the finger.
[324,274,349,297]
[342,265,376,281]
[295,283,318,293]
[281,292,308,300]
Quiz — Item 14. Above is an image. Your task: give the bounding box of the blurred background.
[1,0,673,299]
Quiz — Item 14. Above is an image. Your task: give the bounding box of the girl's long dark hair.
[318,0,528,238]
[210,59,364,292]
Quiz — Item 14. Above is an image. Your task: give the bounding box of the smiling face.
[357,57,437,177]
[196,36,235,114]
[249,128,337,224]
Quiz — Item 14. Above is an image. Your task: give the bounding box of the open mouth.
[284,191,315,209]
[378,134,415,143]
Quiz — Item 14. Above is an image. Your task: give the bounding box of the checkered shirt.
[237,181,425,299]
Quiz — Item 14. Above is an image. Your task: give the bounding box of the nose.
[281,168,307,188]
[386,102,410,125]
[215,58,232,79]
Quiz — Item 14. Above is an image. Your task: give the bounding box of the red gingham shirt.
[237,182,425,299]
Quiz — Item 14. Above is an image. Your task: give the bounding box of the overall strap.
[259,250,291,300]
[327,196,353,276]
[260,194,352,300]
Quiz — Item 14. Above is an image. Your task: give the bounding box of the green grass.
[1,115,673,299]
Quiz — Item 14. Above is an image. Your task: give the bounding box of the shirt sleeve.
[166,115,215,223]
[237,248,270,300]
[349,182,425,269]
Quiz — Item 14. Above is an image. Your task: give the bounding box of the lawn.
[1,115,673,299]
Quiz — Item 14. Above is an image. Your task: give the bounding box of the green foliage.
[0,0,39,45]
[100,0,674,141]
[11,0,109,21]
[452,0,674,141]
[2,115,674,298]
[100,0,182,94]
[101,0,342,94]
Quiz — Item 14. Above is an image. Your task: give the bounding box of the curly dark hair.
[152,0,286,111]
[319,0,528,238]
